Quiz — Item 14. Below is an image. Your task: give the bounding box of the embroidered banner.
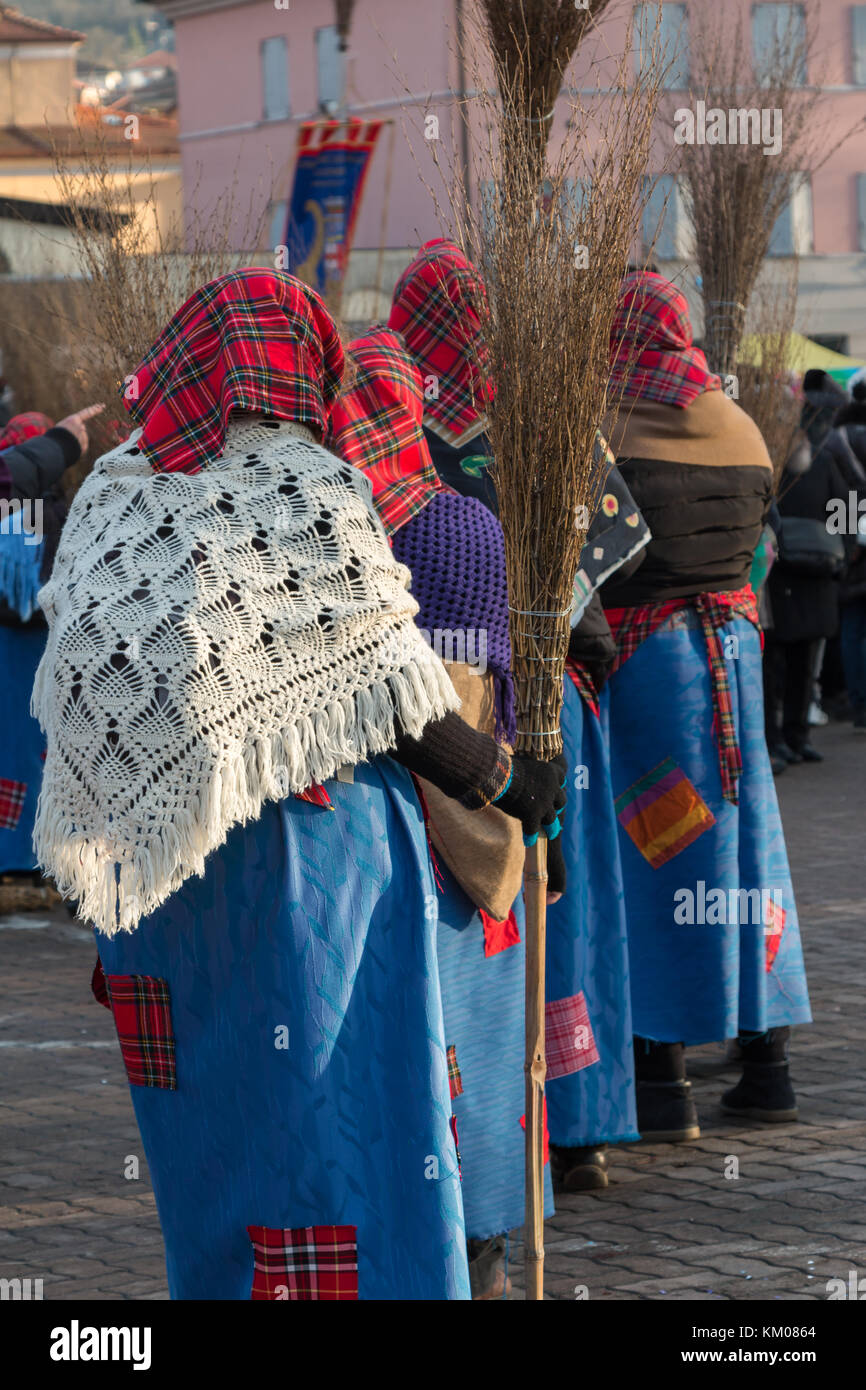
[284,119,383,293]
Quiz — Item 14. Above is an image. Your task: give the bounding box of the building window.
[642,174,691,258]
[768,174,813,255]
[752,4,807,87]
[262,36,290,121]
[853,7,866,85]
[634,4,689,90]
[316,26,344,112]
[857,174,866,250]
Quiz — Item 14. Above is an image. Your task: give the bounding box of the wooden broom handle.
[524,835,548,1301]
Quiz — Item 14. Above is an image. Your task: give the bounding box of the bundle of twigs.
[438,3,664,1298]
[465,16,659,765]
[736,264,802,483]
[0,119,268,487]
[678,0,859,379]
[482,0,613,180]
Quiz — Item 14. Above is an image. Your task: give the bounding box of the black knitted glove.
[546,831,566,897]
[495,753,567,840]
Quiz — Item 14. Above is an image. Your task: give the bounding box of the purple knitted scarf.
[391,491,516,745]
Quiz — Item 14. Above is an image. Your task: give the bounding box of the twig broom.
[456,4,664,1298]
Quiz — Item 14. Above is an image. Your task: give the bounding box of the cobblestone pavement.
[1,720,864,1301]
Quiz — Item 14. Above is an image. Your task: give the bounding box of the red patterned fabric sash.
[606,585,761,805]
[564,658,600,718]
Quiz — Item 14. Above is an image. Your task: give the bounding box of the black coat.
[768,446,851,643]
[834,402,866,604]
[1,428,78,500]
[602,456,772,606]
[0,428,79,628]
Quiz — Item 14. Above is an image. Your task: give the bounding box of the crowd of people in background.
[0,251,861,1300]
[764,367,866,766]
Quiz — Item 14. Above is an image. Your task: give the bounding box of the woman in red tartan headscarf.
[389,238,499,514]
[599,271,810,1138]
[330,324,564,1297]
[35,270,565,1301]
[327,324,442,536]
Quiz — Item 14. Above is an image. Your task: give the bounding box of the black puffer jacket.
[1,428,79,500]
[0,428,80,628]
[602,457,772,606]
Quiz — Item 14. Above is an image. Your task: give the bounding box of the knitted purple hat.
[391,491,516,745]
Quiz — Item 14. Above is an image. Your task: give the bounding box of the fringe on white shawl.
[32,639,458,937]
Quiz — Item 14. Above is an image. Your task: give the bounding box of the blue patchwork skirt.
[95,758,470,1301]
[0,624,45,873]
[606,613,811,1044]
[545,677,639,1147]
[435,868,554,1241]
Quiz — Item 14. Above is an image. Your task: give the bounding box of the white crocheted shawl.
[32,417,458,935]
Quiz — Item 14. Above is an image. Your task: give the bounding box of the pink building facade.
[159,0,866,352]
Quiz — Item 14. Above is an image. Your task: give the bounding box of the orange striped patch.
[616,757,715,869]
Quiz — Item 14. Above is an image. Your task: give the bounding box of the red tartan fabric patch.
[519,1097,550,1165]
[294,783,334,809]
[481,907,521,957]
[105,975,176,1089]
[545,992,600,1080]
[0,778,26,830]
[447,1044,463,1098]
[764,894,787,972]
[91,958,111,1009]
[247,1225,358,1300]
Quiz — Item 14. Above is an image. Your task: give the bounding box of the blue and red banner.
[284,118,383,293]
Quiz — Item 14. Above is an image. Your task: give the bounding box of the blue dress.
[95,758,470,1301]
[436,868,554,1240]
[545,676,640,1147]
[0,624,46,873]
[606,613,811,1044]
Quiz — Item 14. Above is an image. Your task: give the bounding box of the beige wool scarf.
[32,417,459,935]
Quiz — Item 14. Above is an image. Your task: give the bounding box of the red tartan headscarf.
[388,238,492,441]
[327,326,442,536]
[610,272,721,408]
[122,268,345,473]
[0,412,54,449]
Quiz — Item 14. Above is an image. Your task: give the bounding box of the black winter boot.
[721,1027,798,1122]
[550,1143,609,1192]
[467,1235,511,1299]
[634,1037,700,1142]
